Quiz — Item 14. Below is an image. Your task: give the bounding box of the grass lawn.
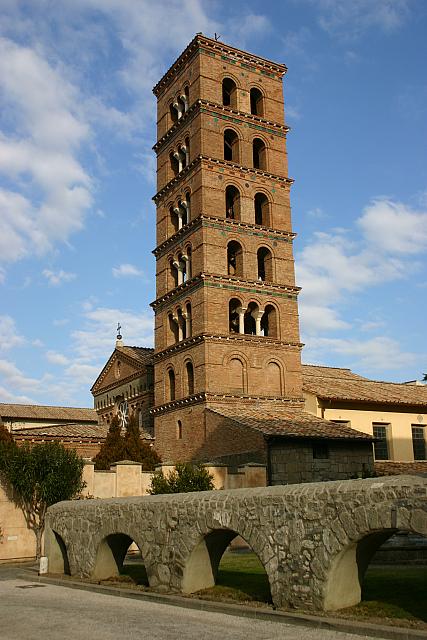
[115,550,426,627]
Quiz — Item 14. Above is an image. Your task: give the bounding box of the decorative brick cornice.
[153,214,296,258]
[151,392,304,416]
[153,155,293,204]
[153,34,286,98]
[152,333,304,362]
[153,99,289,153]
[150,273,300,311]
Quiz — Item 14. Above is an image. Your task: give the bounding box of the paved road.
[0,569,389,640]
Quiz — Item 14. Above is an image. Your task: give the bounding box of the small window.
[373,423,390,460]
[222,78,237,109]
[412,425,426,460]
[177,420,183,439]
[250,88,263,116]
[252,138,266,170]
[224,129,239,163]
[313,443,329,459]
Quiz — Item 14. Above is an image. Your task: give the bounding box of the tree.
[123,414,161,470]
[93,416,126,470]
[0,441,85,558]
[149,462,214,494]
[94,414,161,470]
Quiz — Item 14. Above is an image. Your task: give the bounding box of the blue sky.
[0,0,426,407]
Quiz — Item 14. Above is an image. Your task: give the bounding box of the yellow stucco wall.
[304,392,426,462]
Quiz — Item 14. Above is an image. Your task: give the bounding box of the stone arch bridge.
[45,475,427,611]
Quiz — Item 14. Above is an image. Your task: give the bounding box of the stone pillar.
[173,100,183,120]
[82,462,95,497]
[173,150,183,172]
[181,144,189,167]
[110,460,142,497]
[180,94,188,112]
[238,307,246,334]
[174,206,183,229]
[253,309,264,336]
[181,199,189,224]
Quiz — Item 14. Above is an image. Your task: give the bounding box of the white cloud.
[297,196,427,336]
[0,37,93,264]
[112,263,144,278]
[46,350,70,366]
[358,198,427,255]
[0,315,25,351]
[42,268,76,286]
[309,0,410,38]
[0,385,34,404]
[304,336,419,372]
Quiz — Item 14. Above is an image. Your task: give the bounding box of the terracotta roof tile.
[0,404,98,421]
[13,423,108,439]
[207,404,373,440]
[118,346,154,365]
[374,461,427,477]
[302,364,427,407]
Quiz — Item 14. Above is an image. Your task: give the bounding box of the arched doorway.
[92,533,149,586]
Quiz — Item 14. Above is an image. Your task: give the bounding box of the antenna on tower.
[214,33,221,41]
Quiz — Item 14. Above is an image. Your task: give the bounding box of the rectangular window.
[412,425,426,460]
[372,423,390,460]
[313,443,329,459]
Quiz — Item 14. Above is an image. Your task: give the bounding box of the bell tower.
[151,34,304,461]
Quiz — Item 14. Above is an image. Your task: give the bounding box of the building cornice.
[153,34,287,98]
[153,155,293,204]
[150,272,300,311]
[153,99,289,153]
[151,392,304,416]
[153,214,296,258]
[152,333,304,362]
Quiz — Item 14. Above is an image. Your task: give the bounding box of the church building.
[91,34,376,485]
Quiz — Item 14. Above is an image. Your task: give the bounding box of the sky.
[0,0,426,408]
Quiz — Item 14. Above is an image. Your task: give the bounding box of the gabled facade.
[91,342,154,436]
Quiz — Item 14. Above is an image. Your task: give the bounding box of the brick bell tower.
[151,34,304,462]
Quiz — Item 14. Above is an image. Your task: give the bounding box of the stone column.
[174,206,183,229]
[173,100,183,120]
[253,309,264,336]
[173,150,183,172]
[181,144,189,167]
[180,94,189,112]
[182,254,190,280]
[181,199,190,224]
[238,307,246,334]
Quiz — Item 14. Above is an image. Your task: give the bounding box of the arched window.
[222,78,237,109]
[250,88,264,116]
[184,85,190,107]
[184,192,191,223]
[170,103,178,124]
[225,185,240,220]
[177,420,183,439]
[177,307,186,340]
[253,138,267,170]
[227,241,243,277]
[170,152,179,177]
[184,136,190,167]
[261,304,278,338]
[266,361,281,395]
[167,368,176,402]
[167,313,179,345]
[170,206,179,234]
[185,361,195,396]
[244,302,259,335]
[185,302,192,337]
[254,193,269,226]
[224,129,239,163]
[170,259,179,288]
[257,247,273,281]
[229,298,242,333]
[229,358,245,394]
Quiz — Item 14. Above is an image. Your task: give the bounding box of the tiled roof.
[12,423,108,439]
[302,364,427,407]
[374,461,427,477]
[118,346,154,365]
[0,404,98,422]
[207,404,373,440]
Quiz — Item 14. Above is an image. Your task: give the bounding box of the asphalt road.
[0,569,390,640]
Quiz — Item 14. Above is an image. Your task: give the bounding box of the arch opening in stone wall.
[92,533,149,586]
[250,87,264,117]
[224,129,239,163]
[323,520,427,612]
[184,360,195,396]
[222,78,238,109]
[47,530,70,575]
[244,301,259,335]
[254,192,270,226]
[257,246,273,282]
[166,367,176,401]
[228,356,246,394]
[225,185,241,220]
[229,297,243,333]
[170,206,179,234]
[185,302,192,337]
[170,259,179,288]
[265,360,282,395]
[168,312,179,345]
[252,137,267,171]
[170,102,178,125]
[170,152,179,177]
[181,529,272,603]
[261,304,279,338]
[227,240,243,277]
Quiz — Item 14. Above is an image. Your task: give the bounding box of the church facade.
[91,35,376,485]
